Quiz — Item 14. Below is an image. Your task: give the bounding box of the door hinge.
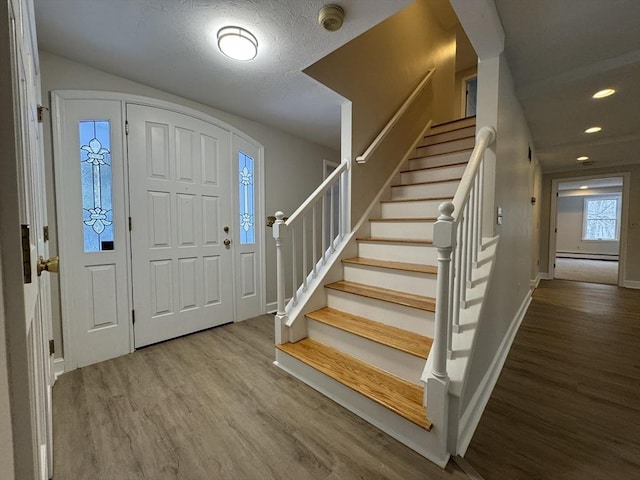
[132,310,136,325]
[128,217,132,231]
[37,105,49,123]
[125,121,129,135]
[554,227,557,233]
[556,192,559,197]
[43,226,49,242]
[21,224,32,284]
[49,339,55,356]
[554,263,556,268]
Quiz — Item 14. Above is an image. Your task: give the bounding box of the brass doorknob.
[223,239,231,246]
[37,256,59,276]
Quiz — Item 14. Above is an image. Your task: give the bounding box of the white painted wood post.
[273,211,287,343]
[432,202,454,380]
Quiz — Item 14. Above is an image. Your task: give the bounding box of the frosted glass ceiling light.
[585,126,602,134]
[217,26,258,61]
[593,88,615,99]
[577,156,589,161]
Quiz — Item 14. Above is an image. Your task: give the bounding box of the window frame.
[582,194,621,242]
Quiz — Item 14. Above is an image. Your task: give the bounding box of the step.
[368,218,435,241]
[390,179,460,200]
[419,125,476,147]
[408,149,472,170]
[342,257,437,275]
[380,197,450,219]
[415,136,475,157]
[400,162,467,184]
[307,307,432,359]
[276,338,432,430]
[356,237,438,265]
[428,116,476,136]
[325,280,435,312]
[343,256,437,296]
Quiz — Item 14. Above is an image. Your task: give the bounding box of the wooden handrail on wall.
[355,68,436,164]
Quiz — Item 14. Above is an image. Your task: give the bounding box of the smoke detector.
[318,4,345,32]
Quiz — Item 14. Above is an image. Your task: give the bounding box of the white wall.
[461,53,538,412]
[556,190,621,257]
[39,51,339,358]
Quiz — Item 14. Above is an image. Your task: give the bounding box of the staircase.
[275,117,476,462]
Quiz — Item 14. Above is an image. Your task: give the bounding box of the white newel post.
[429,201,454,460]
[273,211,287,344]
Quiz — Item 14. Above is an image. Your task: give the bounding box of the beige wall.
[540,166,640,285]
[39,51,339,358]
[304,0,458,224]
[461,53,539,412]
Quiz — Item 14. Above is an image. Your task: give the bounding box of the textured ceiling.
[495,0,640,172]
[34,0,412,149]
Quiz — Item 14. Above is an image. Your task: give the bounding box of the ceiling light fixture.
[579,185,588,190]
[593,88,615,99]
[585,126,602,134]
[577,156,589,161]
[217,26,258,61]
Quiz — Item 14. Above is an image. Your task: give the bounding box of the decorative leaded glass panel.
[238,151,255,244]
[79,120,114,252]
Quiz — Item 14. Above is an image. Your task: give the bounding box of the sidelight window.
[238,151,255,244]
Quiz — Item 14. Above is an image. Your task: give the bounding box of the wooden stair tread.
[276,338,432,430]
[356,237,433,245]
[392,177,461,187]
[380,196,451,204]
[400,160,468,174]
[325,280,436,312]
[342,257,437,275]
[368,217,437,223]
[408,147,473,161]
[307,307,432,359]
[418,134,474,147]
[428,116,476,135]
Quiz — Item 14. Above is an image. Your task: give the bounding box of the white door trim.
[52,90,266,367]
[549,172,630,287]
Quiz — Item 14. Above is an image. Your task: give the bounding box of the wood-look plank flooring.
[465,280,640,479]
[306,307,433,358]
[54,315,465,479]
[325,280,436,311]
[277,338,432,430]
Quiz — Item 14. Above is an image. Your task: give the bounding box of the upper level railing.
[273,157,350,328]
[356,68,435,164]
[430,126,496,381]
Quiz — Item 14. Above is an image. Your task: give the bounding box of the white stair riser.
[307,320,425,385]
[429,118,476,136]
[409,150,471,170]
[380,200,445,219]
[391,181,459,200]
[326,289,434,337]
[400,164,466,184]
[358,242,437,265]
[419,125,476,147]
[415,136,475,157]
[369,221,434,241]
[343,264,437,297]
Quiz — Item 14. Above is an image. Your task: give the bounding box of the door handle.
[223,239,231,246]
[37,256,59,276]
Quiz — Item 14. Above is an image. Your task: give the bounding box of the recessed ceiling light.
[577,156,589,161]
[580,185,588,190]
[217,26,258,61]
[585,126,602,134]
[593,88,615,99]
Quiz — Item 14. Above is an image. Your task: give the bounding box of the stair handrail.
[431,125,496,381]
[356,68,436,164]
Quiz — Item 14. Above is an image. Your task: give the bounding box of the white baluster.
[302,215,307,292]
[466,187,475,288]
[472,174,480,267]
[291,225,297,306]
[460,202,469,307]
[330,183,335,252]
[312,204,318,276]
[321,192,327,264]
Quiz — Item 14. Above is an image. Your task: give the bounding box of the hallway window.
[79,120,114,252]
[583,195,620,241]
[238,151,255,244]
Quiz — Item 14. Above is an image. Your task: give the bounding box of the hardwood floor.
[53,315,466,479]
[465,280,640,479]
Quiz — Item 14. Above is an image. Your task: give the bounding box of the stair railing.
[430,126,496,381]
[273,156,350,332]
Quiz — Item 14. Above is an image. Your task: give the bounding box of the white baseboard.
[457,290,533,456]
[624,280,640,289]
[529,272,543,289]
[266,298,292,314]
[53,357,65,382]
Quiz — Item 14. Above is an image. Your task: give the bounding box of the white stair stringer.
[274,349,450,468]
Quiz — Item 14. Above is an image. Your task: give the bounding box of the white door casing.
[52,97,131,369]
[128,104,235,347]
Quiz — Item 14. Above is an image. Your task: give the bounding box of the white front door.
[9,0,54,476]
[127,105,234,347]
[53,98,132,369]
